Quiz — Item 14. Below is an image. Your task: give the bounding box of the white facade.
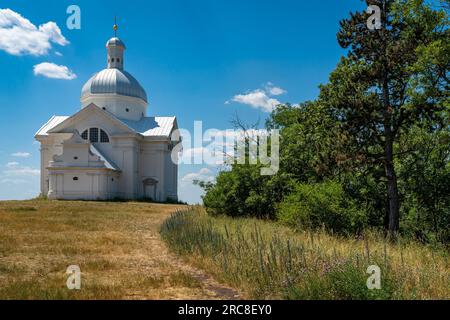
[35,35,179,201]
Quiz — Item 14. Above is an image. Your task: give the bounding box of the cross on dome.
[80,21,148,121]
[113,16,118,37]
[106,18,125,70]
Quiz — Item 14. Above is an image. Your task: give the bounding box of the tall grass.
[160,207,449,299]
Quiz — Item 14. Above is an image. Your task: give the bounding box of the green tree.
[200,164,294,219]
[397,124,450,242]
[266,102,345,182]
[319,0,449,237]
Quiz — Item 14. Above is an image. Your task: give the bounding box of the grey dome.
[106,37,126,48]
[81,68,147,102]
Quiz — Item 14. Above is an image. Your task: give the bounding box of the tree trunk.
[381,46,400,238]
[385,138,400,238]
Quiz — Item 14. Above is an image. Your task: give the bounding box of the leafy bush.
[201,165,294,219]
[277,181,366,235]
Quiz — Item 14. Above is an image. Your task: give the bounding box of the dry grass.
[161,207,450,299]
[0,200,239,300]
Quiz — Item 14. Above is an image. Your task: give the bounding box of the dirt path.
[124,204,241,299]
[0,200,241,300]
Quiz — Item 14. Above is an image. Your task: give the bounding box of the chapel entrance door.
[143,178,158,201]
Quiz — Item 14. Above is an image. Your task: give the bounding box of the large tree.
[319,0,449,237]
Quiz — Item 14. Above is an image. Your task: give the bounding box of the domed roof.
[81,68,147,103]
[106,37,126,48]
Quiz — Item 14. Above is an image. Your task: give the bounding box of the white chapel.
[35,29,179,201]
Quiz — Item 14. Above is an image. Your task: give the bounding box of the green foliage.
[277,181,367,235]
[201,164,294,219]
[267,102,345,182]
[397,125,450,243]
[197,0,449,242]
[319,0,449,235]
[285,261,396,300]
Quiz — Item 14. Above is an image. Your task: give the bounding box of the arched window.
[100,129,109,143]
[80,128,110,143]
[89,128,98,143]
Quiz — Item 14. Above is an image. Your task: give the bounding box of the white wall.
[81,94,147,121]
[48,170,119,200]
[38,112,178,201]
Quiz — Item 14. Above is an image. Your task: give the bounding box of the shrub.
[201,165,294,219]
[277,181,366,235]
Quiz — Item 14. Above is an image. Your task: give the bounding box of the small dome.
[81,68,147,102]
[106,37,126,48]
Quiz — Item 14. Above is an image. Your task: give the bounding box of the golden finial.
[113,16,118,37]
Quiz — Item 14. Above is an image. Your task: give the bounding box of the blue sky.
[0,0,365,203]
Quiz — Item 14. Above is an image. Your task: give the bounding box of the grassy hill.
[161,207,449,300]
[1,200,447,300]
[0,200,239,300]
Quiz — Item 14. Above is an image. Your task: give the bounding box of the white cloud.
[0,178,29,185]
[3,165,40,177]
[267,85,286,96]
[182,167,214,183]
[11,152,31,158]
[231,90,280,112]
[199,168,212,175]
[0,9,69,56]
[33,62,76,80]
[0,161,39,189]
[227,82,287,112]
[6,161,19,168]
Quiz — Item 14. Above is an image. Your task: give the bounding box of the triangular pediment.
[48,103,139,136]
[63,130,88,145]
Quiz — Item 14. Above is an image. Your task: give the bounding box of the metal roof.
[81,68,147,102]
[90,145,120,171]
[35,115,69,136]
[122,116,176,137]
[36,114,176,138]
[106,37,126,48]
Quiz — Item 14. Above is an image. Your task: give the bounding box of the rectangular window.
[89,128,98,143]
